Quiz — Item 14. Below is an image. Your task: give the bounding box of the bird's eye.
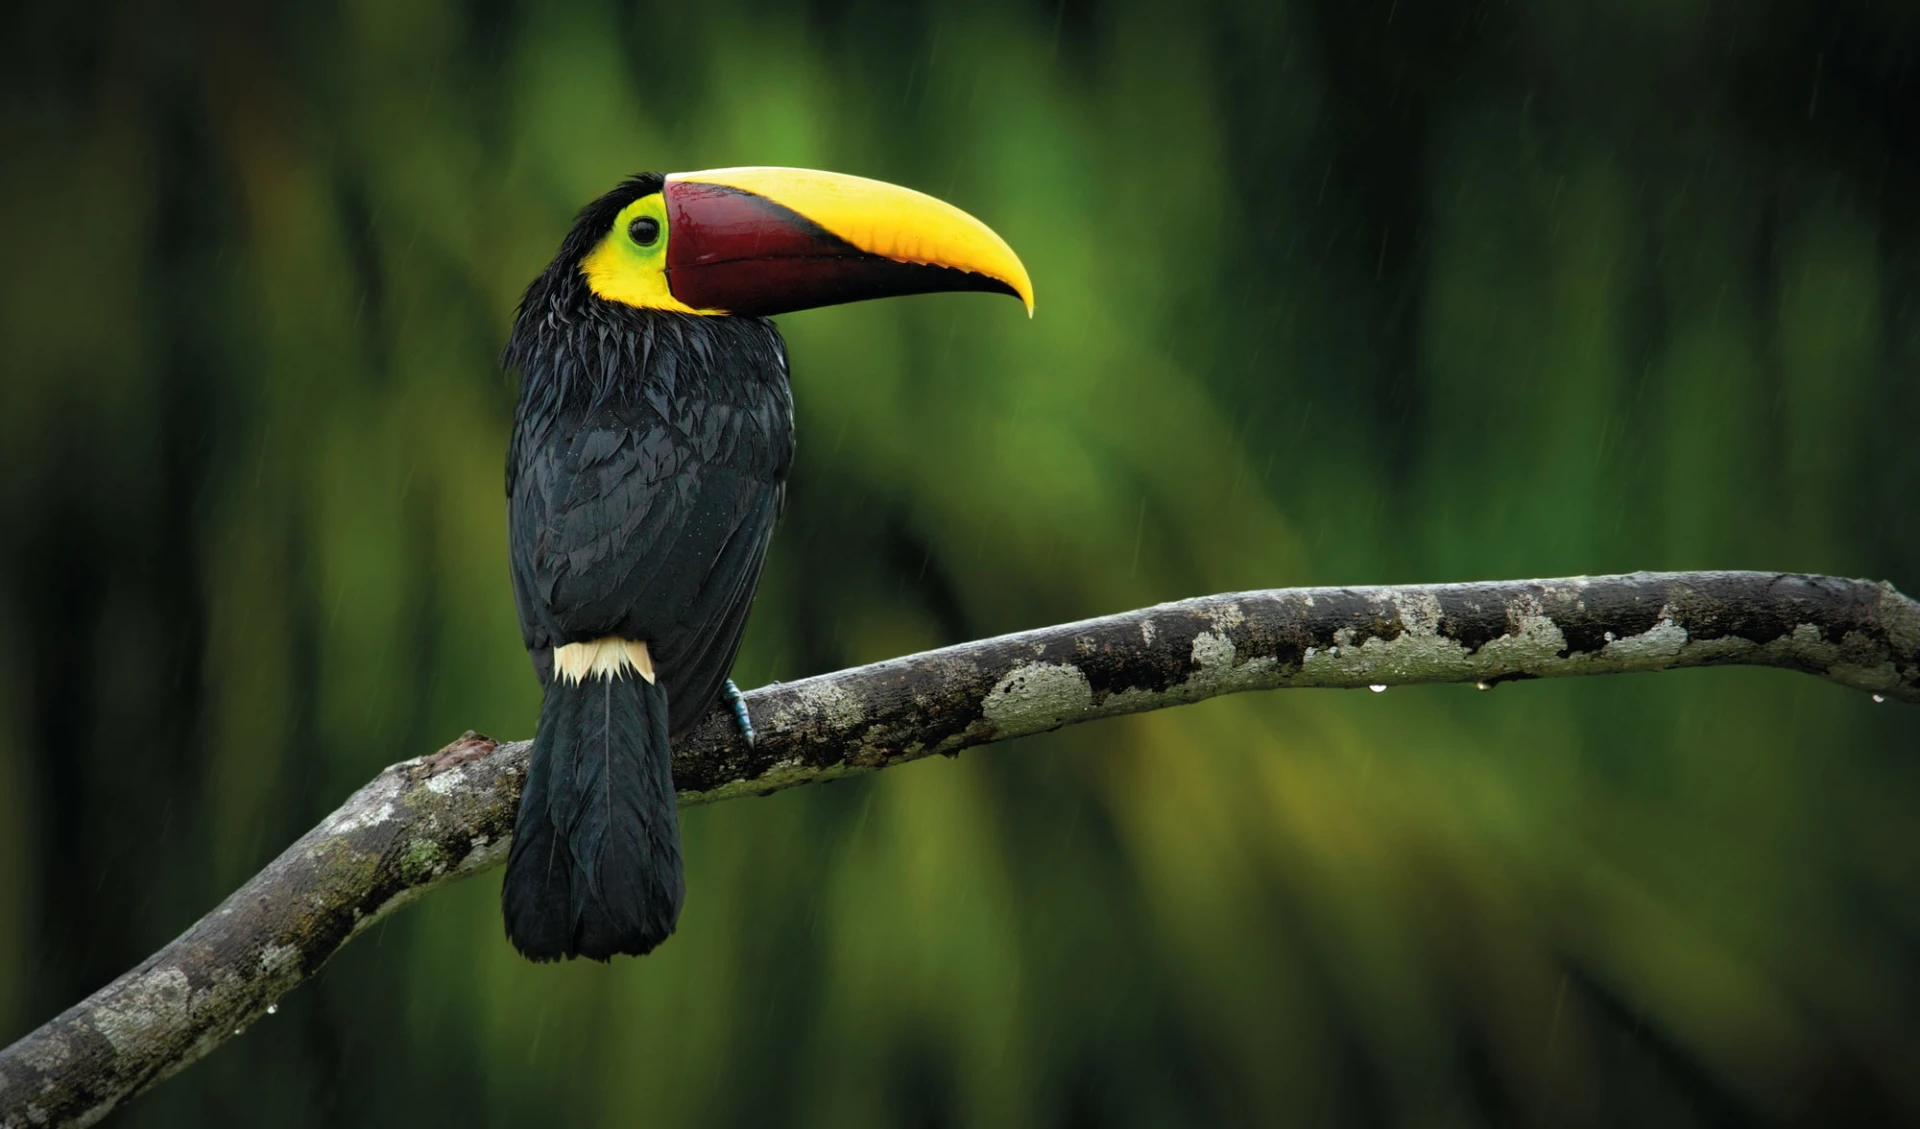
[628,216,660,247]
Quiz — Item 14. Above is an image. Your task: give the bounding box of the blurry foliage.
[3,0,1919,1125]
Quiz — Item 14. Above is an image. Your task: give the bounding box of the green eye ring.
[628,216,661,247]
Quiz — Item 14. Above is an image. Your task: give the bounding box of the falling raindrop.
[1368,684,1387,693]
[1872,694,1885,703]
[266,1004,278,1015]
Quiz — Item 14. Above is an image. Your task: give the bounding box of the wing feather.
[509,319,792,730]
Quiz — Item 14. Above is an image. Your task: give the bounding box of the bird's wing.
[510,384,790,724]
[650,480,782,730]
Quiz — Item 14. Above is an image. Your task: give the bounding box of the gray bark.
[2,570,1915,1128]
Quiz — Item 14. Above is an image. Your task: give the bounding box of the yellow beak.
[660,167,1034,318]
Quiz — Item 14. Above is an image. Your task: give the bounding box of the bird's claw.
[723,679,756,747]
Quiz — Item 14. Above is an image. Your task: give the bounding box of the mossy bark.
[2,571,1914,1128]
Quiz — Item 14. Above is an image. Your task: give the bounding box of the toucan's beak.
[660,167,1034,319]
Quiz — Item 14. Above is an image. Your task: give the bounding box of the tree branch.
[3,570,1914,1127]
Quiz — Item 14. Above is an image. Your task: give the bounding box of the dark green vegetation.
[3,1,1918,1126]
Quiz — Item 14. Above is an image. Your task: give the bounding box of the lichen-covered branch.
[3,570,1915,1128]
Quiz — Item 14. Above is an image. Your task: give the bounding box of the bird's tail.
[502,639,683,962]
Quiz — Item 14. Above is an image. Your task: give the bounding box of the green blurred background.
[3,0,1918,1125]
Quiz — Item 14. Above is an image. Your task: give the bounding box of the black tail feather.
[502,669,683,961]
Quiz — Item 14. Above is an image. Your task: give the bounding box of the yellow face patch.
[578,194,714,314]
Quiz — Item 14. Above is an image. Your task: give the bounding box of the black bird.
[501,167,1033,961]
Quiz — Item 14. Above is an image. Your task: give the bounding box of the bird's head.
[545,167,1033,320]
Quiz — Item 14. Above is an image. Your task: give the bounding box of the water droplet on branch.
[1368,684,1387,693]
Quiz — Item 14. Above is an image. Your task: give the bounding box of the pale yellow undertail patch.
[553,638,656,685]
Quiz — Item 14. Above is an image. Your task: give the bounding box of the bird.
[500,167,1033,962]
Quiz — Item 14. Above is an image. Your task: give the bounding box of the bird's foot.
[723,679,756,747]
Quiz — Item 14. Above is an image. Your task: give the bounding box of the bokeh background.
[4,0,1919,1125]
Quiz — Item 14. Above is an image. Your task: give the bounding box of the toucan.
[501,167,1034,961]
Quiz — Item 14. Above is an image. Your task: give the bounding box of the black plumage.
[501,176,794,961]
